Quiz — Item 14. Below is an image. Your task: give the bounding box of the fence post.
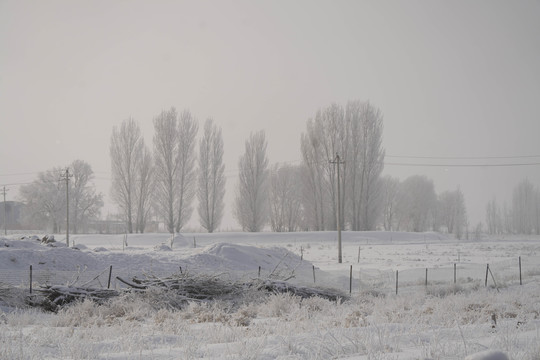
[107,265,113,289]
[519,256,522,285]
[349,265,353,294]
[312,265,316,284]
[425,268,428,287]
[454,263,457,284]
[396,270,399,295]
[485,264,489,287]
[193,237,196,248]
[357,246,361,263]
[29,265,33,294]
[258,266,261,278]
[488,265,500,292]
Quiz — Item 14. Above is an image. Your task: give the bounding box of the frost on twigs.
[255,279,347,302]
[28,285,119,312]
[27,271,345,312]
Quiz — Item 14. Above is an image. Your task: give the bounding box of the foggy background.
[1,0,539,230]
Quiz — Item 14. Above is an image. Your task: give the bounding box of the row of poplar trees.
[110,108,225,233]
[111,100,386,233]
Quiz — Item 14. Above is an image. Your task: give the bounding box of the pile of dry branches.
[27,272,346,312]
[29,285,119,312]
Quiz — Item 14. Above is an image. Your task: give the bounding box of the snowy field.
[1,231,540,359]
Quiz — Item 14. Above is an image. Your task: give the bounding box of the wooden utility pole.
[61,168,72,246]
[2,186,8,235]
[330,153,344,263]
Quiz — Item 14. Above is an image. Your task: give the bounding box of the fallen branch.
[255,279,346,301]
[30,285,119,312]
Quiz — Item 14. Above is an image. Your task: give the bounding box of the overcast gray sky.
[1,0,539,230]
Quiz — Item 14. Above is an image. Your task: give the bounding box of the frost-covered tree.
[300,100,385,231]
[438,187,467,239]
[175,110,199,232]
[346,101,385,231]
[20,168,66,232]
[20,162,102,233]
[486,197,503,235]
[134,145,154,233]
[503,202,513,234]
[380,175,400,231]
[395,175,436,232]
[110,118,150,233]
[153,108,199,233]
[69,160,104,234]
[269,164,303,232]
[234,130,269,232]
[512,179,537,234]
[153,108,180,233]
[197,119,225,233]
[300,123,329,231]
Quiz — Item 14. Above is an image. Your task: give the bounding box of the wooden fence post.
[349,265,353,294]
[258,266,261,278]
[485,264,489,287]
[519,256,522,285]
[312,265,316,284]
[396,270,399,295]
[29,265,32,294]
[425,268,428,287]
[107,265,113,289]
[454,263,456,284]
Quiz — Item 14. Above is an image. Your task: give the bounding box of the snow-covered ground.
[1,231,539,359]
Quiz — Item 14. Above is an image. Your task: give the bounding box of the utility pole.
[61,168,72,246]
[330,153,344,263]
[2,186,8,236]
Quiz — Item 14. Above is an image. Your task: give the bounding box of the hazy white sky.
[1,0,539,230]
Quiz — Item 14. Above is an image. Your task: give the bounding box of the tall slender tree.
[153,108,180,233]
[135,145,154,233]
[153,107,198,233]
[110,118,151,233]
[197,119,225,233]
[175,110,199,232]
[300,100,385,231]
[269,163,303,232]
[234,130,269,232]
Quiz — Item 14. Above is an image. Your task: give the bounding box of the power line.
[384,162,540,167]
[0,171,41,177]
[386,154,540,160]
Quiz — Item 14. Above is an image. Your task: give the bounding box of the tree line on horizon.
[10,100,540,237]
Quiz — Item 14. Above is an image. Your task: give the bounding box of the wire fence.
[351,255,540,296]
[1,255,539,297]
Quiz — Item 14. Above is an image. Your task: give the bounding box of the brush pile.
[29,285,119,311]
[25,272,346,312]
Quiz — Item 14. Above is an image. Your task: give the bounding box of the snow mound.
[170,233,191,248]
[154,243,172,251]
[0,236,103,271]
[465,350,509,360]
[199,242,302,270]
[187,242,321,284]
